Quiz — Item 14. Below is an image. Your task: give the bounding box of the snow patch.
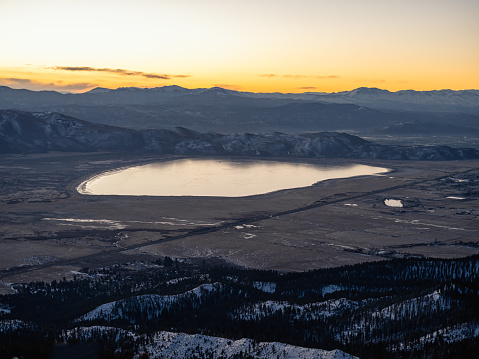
[0,306,11,314]
[322,285,344,296]
[0,320,31,331]
[420,322,479,345]
[234,298,361,321]
[253,281,277,293]
[43,217,126,229]
[374,290,448,321]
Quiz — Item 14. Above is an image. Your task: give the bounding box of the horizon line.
[1,84,478,95]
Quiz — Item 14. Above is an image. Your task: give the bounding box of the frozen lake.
[78,158,388,197]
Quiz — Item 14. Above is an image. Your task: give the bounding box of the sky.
[0,0,478,93]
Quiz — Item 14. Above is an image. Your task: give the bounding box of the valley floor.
[1,153,479,290]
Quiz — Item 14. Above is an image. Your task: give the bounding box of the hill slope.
[1,109,478,160]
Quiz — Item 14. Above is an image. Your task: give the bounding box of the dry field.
[1,152,478,293]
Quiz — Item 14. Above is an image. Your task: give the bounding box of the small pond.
[384,199,404,208]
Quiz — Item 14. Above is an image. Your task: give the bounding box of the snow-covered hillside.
[66,326,358,359]
[232,298,363,321]
[78,283,223,322]
[2,109,478,160]
[3,254,479,358]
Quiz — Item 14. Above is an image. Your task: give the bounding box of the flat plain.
[1,152,478,293]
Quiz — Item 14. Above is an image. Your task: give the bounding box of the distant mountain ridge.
[1,109,478,160]
[1,85,478,135]
[2,85,477,109]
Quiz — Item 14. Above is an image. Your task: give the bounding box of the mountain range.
[1,109,478,160]
[1,86,478,135]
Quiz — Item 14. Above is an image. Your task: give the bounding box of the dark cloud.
[1,78,34,85]
[283,75,305,79]
[259,74,340,80]
[314,75,340,79]
[0,77,98,92]
[57,82,98,90]
[258,74,278,78]
[298,86,318,90]
[51,66,190,80]
[354,79,386,84]
[213,84,243,91]
[284,75,340,79]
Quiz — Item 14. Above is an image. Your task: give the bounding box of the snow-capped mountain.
[1,85,478,134]
[251,87,479,112]
[313,87,479,111]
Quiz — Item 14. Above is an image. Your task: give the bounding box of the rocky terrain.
[1,109,478,160]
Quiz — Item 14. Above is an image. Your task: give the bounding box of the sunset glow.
[1,0,478,93]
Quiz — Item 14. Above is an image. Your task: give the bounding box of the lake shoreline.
[78,158,390,197]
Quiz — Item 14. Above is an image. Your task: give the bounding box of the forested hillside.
[1,255,479,358]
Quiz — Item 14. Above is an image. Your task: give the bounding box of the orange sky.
[1,0,478,93]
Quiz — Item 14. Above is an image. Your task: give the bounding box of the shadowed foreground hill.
[2,255,479,358]
[1,109,478,160]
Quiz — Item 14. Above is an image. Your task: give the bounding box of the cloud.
[282,75,340,79]
[354,78,386,84]
[312,75,340,79]
[0,77,98,92]
[51,66,190,80]
[1,78,34,85]
[57,82,98,91]
[298,86,318,90]
[259,74,340,80]
[213,84,243,91]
